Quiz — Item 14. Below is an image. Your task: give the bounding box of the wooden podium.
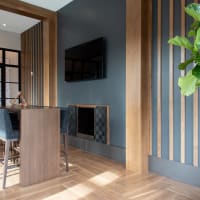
[20,108,60,186]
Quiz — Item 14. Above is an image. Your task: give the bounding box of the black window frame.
[0,48,21,107]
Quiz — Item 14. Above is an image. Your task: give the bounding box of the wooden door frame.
[0,0,57,106]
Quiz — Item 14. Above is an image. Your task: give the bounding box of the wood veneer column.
[126,0,152,173]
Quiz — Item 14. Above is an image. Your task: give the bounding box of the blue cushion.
[60,108,69,134]
[0,109,19,140]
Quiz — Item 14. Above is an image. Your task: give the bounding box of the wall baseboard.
[68,135,125,163]
[149,155,200,187]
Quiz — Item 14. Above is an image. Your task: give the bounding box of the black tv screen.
[65,38,105,82]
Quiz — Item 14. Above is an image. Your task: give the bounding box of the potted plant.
[168,3,200,96]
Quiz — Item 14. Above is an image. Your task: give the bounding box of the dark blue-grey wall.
[57,0,126,149]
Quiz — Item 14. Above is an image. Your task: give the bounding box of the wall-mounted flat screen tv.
[65,37,105,82]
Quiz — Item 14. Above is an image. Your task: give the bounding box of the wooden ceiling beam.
[0,0,55,20]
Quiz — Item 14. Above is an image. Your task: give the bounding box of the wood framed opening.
[0,0,57,106]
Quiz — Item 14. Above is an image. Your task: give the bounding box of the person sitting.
[10,91,28,108]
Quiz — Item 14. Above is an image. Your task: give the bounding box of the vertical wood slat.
[193,86,198,167]
[193,0,199,167]
[149,0,153,155]
[169,0,174,160]
[181,0,186,164]
[31,27,33,105]
[157,0,162,158]
[141,0,152,171]
[43,21,50,106]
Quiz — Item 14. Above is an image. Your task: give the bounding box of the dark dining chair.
[60,108,69,171]
[0,109,19,188]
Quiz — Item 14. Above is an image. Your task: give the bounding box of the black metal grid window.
[0,48,21,107]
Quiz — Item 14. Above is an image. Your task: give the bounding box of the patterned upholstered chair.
[60,108,69,171]
[0,109,19,188]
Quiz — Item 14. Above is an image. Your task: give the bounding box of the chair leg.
[63,134,69,171]
[3,140,10,189]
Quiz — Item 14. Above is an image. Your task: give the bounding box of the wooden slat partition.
[152,0,200,167]
[21,23,43,105]
[0,0,57,106]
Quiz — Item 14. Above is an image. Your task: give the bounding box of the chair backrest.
[60,108,69,134]
[0,109,19,140]
[68,106,77,136]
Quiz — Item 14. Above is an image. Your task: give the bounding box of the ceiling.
[20,0,74,11]
[0,0,74,34]
[0,10,40,34]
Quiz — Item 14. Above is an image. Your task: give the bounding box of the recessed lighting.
[2,23,6,27]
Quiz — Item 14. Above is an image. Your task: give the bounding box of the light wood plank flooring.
[0,146,200,200]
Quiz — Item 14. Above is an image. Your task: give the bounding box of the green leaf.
[192,52,200,64]
[196,79,200,87]
[185,3,200,21]
[178,58,194,70]
[168,36,193,50]
[178,70,198,96]
[188,29,196,37]
[194,28,200,50]
[190,20,200,29]
[192,64,200,78]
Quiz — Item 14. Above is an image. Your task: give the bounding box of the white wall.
[0,30,20,50]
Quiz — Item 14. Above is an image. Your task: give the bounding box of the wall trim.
[149,155,200,187]
[68,135,125,163]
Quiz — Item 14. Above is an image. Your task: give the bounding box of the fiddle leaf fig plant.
[168,3,200,96]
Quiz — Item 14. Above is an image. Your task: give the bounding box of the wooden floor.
[0,146,200,200]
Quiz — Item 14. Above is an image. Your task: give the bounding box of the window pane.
[6,99,12,107]
[0,50,2,63]
[6,67,18,82]
[6,83,19,98]
[5,51,18,65]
